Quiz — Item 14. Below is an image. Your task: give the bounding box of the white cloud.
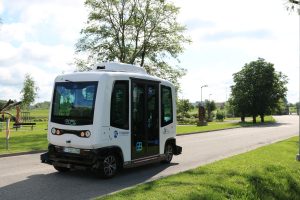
[0,41,75,101]
[172,0,299,103]
[0,1,3,14]
[0,1,86,102]
[0,23,32,43]
[0,42,18,60]
[0,0,298,104]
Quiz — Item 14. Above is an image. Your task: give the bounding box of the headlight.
[80,131,85,137]
[85,131,91,138]
[51,128,56,135]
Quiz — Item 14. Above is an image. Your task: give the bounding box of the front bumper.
[41,144,96,169]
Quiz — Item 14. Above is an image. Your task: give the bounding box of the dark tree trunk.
[260,114,264,123]
[241,115,245,122]
[252,115,256,123]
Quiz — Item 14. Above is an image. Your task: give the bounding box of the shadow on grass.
[238,121,288,128]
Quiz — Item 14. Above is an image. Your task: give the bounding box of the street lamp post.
[198,84,208,126]
[201,85,208,105]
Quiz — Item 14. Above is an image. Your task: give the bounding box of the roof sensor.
[96,66,105,70]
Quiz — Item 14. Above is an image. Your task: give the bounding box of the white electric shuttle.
[41,62,182,178]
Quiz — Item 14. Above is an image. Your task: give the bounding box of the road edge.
[0,150,46,158]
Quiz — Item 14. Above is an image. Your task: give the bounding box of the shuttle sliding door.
[131,79,159,160]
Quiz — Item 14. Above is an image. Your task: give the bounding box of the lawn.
[7,108,49,121]
[98,136,300,200]
[176,116,275,135]
[0,121,48,154]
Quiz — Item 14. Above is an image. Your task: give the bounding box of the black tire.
[54,165,70,172]
[95,153,118,178]
[162,143,174,164]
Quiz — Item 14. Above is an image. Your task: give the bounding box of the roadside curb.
[176,126,241,136]
[0,150,46,158]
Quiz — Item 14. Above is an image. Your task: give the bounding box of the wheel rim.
[165,145,173,161]
[103,155,117,176]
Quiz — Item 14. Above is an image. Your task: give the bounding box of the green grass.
[7,108,49,121]
[28,108,49,118]
[98,136,300,200]
[0,121,48,154]
[0,108,49,154]
[177,116,275,135]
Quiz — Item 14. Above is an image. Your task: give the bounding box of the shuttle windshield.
[51,81,98,126]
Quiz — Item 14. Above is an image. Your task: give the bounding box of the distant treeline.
[0,100,50,110]
[31,101,50,109]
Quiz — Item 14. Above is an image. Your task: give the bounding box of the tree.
[296,102,300,115]
[273,98,289,115]
[20,74,39,109]
[230,58,288,123]
[75,0,190,90]
[0,100,7,110]
[285,0,299,12]
[224,100,235,118]
[204,100,216,122]
[177,99,193,118]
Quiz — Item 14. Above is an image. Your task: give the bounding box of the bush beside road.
[98,136,300,200]
[177,116,275,135]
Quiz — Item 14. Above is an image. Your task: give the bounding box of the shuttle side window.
[161,85,173,127]
[110,81,129,129]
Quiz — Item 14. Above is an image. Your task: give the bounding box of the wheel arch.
[165,138,176,146]
[164,138,176,150]
[96,146,124,164]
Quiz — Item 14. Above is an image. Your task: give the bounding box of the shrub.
[192,113,198,118]
[177,117,198,125]
[216,110,225,121]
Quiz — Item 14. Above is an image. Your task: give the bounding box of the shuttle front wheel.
[95,153,119,178]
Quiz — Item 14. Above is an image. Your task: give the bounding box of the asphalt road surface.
[0,115,298,200]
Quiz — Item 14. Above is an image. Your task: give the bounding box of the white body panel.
[48,62,176,162]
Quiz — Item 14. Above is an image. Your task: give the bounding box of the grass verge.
[98,136,300,200]
[0,122,48,154]
[176,116,275,135]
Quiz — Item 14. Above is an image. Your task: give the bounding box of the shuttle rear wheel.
[162,143,174,164]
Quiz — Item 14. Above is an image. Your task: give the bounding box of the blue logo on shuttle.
[114,130,118,138]
[136,142,142,151]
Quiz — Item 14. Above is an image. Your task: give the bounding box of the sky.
[0,0,299,104]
